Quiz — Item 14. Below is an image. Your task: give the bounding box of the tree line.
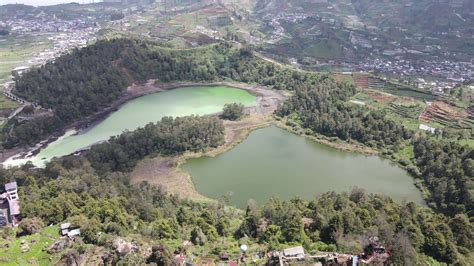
[86,115,225,173]
[0,37,472,264]
[275,84,473,219]
[0,162,471,264]
[413,138,473,216]
[2,39,337,148]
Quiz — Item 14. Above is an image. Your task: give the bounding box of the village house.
[60,222,81,238]
[0,181,21,227]
[419,124,436,134]
[11,66,30,78]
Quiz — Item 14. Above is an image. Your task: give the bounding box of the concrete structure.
[419,124,436,134]
[282,246,305,260]
[0,181,21,227]
[60,222,71,236]
[4,182,18,200]
[60,222,81,238]
[67,228,81,238]
[11,66,29,78]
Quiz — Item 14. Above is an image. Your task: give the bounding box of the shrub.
[221,103,245,121]
[18,217,44,236]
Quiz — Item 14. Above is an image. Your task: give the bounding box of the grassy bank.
[0,226,61,265]
[131,113,273,201]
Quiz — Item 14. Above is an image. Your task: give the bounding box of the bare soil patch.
[419,101,472,128]
[130,113,273,200]
[366,90,397,104]
[129,83,285,200]
[131,156,206,200]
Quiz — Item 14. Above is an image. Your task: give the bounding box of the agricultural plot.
[382,87,436,101]
[0,34,52,83]
[350,91,380,108]
[0,226,61,266]
[0,94,18,110]
[0,34,51,111]
[365,90,397,105]
[419,101,474,129]
[355,90,435,131]
[387,102,425,119]
[368,77,437,101]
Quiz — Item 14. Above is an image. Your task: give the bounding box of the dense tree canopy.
[221,103,245,121]
[413,138,473,216]
[1,162,470,264]
[2,39,339,148]
[275,83,473,218]
[86,115,225,173]
[0,37,472,264]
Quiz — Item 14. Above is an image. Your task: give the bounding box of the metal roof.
[283,246,305,257]
[67,229,81,237]
[8,199,20,216]
[60,223,71,229]
[4,182,17,191]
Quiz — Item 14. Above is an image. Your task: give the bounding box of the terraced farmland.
[419,101,474,129]
[388,102,425,119]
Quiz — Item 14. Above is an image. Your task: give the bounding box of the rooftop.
[4,182,17,191]
[8,199,20,216]
[12,66,29,71]
[283,246,305,257]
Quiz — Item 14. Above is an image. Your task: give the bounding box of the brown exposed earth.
[130,114,272,200]
[419,101,472,128]
[366,90,397,104]
[130,84,286,200]
[131,156,204,200]
[1,80,285,165]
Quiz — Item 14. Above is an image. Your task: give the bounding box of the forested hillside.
[4,38,472,219]
[0,156,471,264]
[2,39,340,148]
[87,115,225,173]
[275,86,473,219]
[0,38,472,264]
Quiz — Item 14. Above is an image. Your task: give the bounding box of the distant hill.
[254,0,474,34]
[0,4,35,15]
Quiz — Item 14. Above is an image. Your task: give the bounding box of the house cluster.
[262,12,308,44]
[415,78,458,96]
[266,240,389,265]
[0,181,21,227]
[0,9,102,68]
[1,10,101,35]
[357,58,474,86]
[43,27,100,58]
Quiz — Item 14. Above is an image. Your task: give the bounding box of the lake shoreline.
[1,81,284,166]
[152,121,424,206]
[131,113,274,201]
[134,115,427,205]
[129,83,287,200]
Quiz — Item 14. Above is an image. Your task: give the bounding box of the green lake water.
[5,86,256,167]
[182,126,424,207]
[5,85,424,207]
